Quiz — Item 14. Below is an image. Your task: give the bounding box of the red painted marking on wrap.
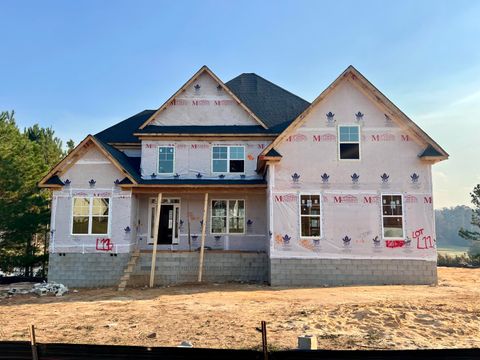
[96,238,114,252]
[386,240,405,248]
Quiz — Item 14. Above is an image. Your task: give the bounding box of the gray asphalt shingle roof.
[418,145,444,158]
[265,148,282,157]
[95,110,155,144]
[226,73,310,129]
[94,137,142,182]
[94,73,310,144]
[89,72,311,181]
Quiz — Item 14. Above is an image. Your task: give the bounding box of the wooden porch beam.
[129,186,266,194]
[149,193,162,288]
[197,193,209,282]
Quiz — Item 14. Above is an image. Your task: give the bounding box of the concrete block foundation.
[47,252,438,288]
[129,251,268,286]
[269,258,437,286]
[48,253,130,287]
[48,251,269,288]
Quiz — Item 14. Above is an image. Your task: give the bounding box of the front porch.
[122,185,269,288]
[132,187,269,253]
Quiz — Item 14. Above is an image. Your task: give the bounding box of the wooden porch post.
[198,192,209,282]
[149,193,162,288]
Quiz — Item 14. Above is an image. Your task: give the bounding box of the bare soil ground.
[0,267,479,350]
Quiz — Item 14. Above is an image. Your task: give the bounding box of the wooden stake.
[29,324,38,360]
[187,197,191,251]
[197,193,208,282]
[261,320,268,360]
[149,193,162,288]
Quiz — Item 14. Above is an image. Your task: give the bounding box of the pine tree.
[0,111,64,276]
[459,184,480,256]
[66,139,75,154]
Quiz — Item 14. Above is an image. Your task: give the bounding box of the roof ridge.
[227,72,310,105]
[95,109,156,143]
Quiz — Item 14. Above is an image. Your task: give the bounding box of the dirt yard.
[0,267,479,350]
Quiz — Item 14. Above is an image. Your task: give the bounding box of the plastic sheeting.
[50,187,135,254]
[269,79,437,261]
[141,140,269,180]
[271,191,435,260]
[151,71,260,127]
[134,193,268,252]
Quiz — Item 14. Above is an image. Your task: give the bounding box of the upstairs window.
[158,146,175,174]
[72,197,110,235]
[338,125,360,160]
[300,195,321,237]
[382,195,404,238]
[212,146,245,173]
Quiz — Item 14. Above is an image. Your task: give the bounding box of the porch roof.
[120,178,266,188]
[121,178,267,193]
[136,178,266,185]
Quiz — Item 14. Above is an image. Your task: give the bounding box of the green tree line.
[0,110,73,277]
[435,205,474,249]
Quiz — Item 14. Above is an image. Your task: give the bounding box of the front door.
[148,198,180,245]
[158,205,174,244]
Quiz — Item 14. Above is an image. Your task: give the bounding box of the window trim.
[71,196,111,236]
[211,145,245,174]
[210,199,246,235]
[380,193,405,240]
[298,193,323,239]
[337,124,361,161]
[157,145,175,175]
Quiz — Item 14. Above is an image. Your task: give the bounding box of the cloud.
[450,89,480,107]
[433,171,448,181]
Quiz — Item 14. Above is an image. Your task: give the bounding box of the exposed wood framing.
[258,155,282,162]
[197,192,209,282]
[149,193,162,288]
[129,186,266,194]
[40,184,63,189]
[107,143,141,147]
[134,135,276,141]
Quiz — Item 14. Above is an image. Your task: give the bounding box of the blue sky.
[1,0,479,208]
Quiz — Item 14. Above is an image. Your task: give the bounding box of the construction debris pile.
[0,282,69,298]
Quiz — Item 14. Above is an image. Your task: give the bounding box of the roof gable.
[93,69,311,143]
[38,135,138,187]
[261,66,448,161]
[139,66,268,129]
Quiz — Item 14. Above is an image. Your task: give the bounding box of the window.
[382,195,404,238]
[72,197,110,235]
[212,146,245,173]
[338,125,360,160]
[211,199,245,234]
[300,195,321,237]
[158,146,174,174]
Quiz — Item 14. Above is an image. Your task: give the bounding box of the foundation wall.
[129,252,268,286]
[48,253,130,287]
[269,258,437,286]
